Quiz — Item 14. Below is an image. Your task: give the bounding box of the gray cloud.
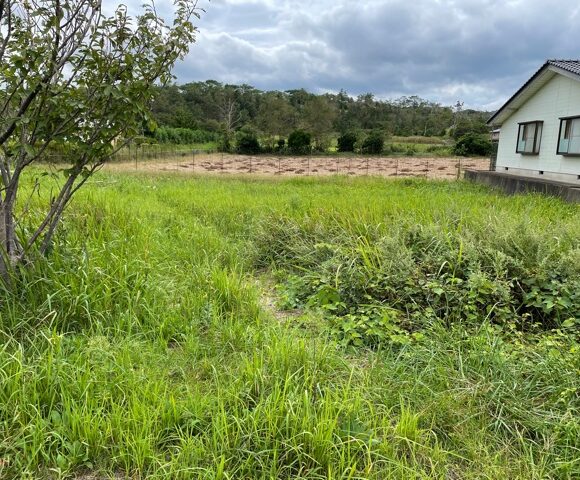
[148,0,580,108]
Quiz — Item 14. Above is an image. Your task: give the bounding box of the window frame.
[556,115,580,156]
[516,120,543,155]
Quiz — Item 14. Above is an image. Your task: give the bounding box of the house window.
[557,116,580,155]
[516,121,543,154]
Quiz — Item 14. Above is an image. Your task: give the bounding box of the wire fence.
[45,148,492,180]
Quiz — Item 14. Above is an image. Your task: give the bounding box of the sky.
[122,0,580,110]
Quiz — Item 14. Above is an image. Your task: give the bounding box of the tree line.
[147,80,493,154]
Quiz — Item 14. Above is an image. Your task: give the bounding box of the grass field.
[0,172,579,479]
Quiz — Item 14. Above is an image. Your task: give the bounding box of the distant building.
[487,60,580,184]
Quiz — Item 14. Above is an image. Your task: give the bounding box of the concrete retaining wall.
[464,170,580,203]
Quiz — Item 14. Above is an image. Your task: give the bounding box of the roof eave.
[486,62,550,126]
[487,62,580,126]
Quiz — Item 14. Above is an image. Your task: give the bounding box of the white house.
[488,60,580,184]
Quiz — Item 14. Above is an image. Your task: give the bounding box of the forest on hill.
[147,81,494,155]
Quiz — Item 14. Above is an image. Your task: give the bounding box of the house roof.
[487,60,580,126]
[549,59,580,76]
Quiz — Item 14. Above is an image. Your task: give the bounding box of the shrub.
[288,130,312,155]
[453,133,493,157]
[361,131,384,154]
[218,134,233,153]
[337,132,358,152]
[236,129,261,155]
[253,212,580,347]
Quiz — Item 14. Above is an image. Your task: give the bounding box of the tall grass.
[0,172,578,479]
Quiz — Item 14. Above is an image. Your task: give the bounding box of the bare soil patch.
[106,153,490,179]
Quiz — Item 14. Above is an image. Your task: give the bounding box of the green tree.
[349,93,382,131]
[332,89,356,133]
[452,117,490,140]
[147,82,494,146]
[453,133,493,156]
[150,85,197,129]
[302,96,337,151]
[256,93,297,149]
[0,0,202,282]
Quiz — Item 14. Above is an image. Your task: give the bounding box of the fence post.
[366,157,369,176]
[249,156,252,174]
[221,152,224,172]
[396,157,399,176]
[425,157,429,178]
[456,158,462,180]
[278,157,281,175]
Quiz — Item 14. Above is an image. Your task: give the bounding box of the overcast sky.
[126,0,580,110]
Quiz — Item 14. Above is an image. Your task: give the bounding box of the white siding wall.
[496,74,580,183]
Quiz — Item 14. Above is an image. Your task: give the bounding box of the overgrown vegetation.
[152,127,220,145]
[0,172,578,479]
[255,200,579,346]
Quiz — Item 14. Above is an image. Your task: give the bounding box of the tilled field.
[107,153,490,179]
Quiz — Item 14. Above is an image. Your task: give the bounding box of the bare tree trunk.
[0,199,19,285]
[219,96,241,136]
[0,207,10,284]
[39,177,75,255]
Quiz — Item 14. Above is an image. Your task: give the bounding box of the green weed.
[0,172,577,479]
